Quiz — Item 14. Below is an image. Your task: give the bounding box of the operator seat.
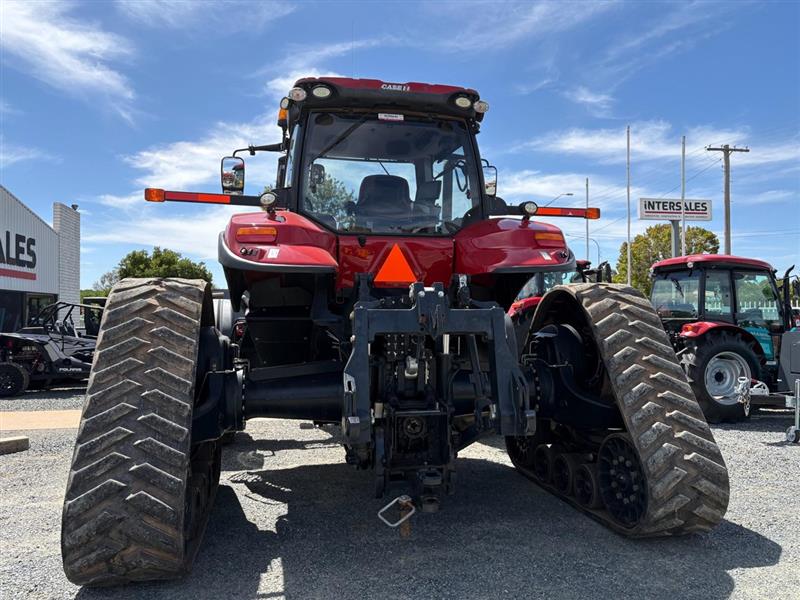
[355,175,412,228]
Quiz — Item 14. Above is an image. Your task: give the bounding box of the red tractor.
[61,78,731,586]
[650,254,799,422]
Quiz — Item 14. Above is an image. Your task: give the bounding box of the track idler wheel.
[598,434,647,528]
[574,464,602,509]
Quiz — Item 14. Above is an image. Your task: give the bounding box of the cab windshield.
[651,270,700,318]
[299,112,481,234]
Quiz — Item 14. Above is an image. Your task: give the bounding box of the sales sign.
[639,198,712,221]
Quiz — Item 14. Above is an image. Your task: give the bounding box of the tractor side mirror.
[309,163,326,193]
[221,156,245,194]
[483,165,497,197]
[603,263,612,283]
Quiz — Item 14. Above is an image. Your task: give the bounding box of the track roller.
[574,464,602,509]
[552,453,583,496]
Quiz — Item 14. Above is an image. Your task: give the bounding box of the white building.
[0,185,81,332]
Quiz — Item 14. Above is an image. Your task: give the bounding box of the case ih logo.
[381,83,410,92]
[0,230,37,280]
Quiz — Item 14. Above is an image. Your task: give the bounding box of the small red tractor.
[650,254,800,423]
[61,78,731,586]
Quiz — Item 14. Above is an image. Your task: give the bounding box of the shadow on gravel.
[72,455,782,600]
[221,431,340,471]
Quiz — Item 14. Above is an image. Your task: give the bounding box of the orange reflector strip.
[535,206,601,219]
[533,232,563,241]
[144,188,165,202]
[374,244,416,285]
[236,226,277,242]
[164,191,232,204]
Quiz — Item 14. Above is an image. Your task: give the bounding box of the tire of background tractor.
[0,362,29,397]
[509,284,730,537]
[61,278,221,586]
[681,331,762,423]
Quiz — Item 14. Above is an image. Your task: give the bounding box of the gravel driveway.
[1,389,797,600]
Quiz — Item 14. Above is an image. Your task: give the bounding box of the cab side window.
[704,270,733,321]
[734,271,781,333]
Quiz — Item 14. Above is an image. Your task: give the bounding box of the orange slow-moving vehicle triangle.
[374,243,416,284]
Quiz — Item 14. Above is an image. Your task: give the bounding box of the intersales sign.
[638,198,712,221]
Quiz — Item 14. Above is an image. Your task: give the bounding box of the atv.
[650,254,799,422]
[61,78,731,586]
[0,301,103,397]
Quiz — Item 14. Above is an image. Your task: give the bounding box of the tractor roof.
[652,254,773,271]
[291,77,486,121]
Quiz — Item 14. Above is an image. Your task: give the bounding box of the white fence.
[706,300,781,320]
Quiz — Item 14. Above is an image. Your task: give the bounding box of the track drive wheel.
[0,362,29,398]
[61,278,221,586]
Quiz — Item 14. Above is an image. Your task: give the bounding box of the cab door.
[733,270,784,359]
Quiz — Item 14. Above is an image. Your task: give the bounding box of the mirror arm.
[233,142,285,157]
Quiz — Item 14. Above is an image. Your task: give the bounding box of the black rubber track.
[512,284,730,537]
[61,278,217,585]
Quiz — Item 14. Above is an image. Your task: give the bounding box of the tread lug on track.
[61,278,210,586]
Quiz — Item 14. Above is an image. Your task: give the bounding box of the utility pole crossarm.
[706,144,751,255]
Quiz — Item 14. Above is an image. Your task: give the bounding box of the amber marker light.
[144,188,165,202]
[236,226,277,243]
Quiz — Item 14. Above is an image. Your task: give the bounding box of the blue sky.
[1,0,798,288]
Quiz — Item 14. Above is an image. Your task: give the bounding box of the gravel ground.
[1,389,798,600]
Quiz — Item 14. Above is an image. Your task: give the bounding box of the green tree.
[95,247,212,291]
[306,174,356,226]
[80,288,109,302]
[613,224,719,295]
[91,269,120,294]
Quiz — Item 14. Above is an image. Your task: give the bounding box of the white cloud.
[0,1,135,120]
[739,189,796,205]
[116,0,295,31]
[435,1,617,51]
[84,205,241,261]
[0,136,55,168]
[592,3,727,86]
[0,99,20,115]
[95,193,142,209]
[515,121,800,168]
[124,115,279,190]
[261,38,390,99]
[563,86,614,116]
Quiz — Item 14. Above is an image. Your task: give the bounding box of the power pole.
[585,177,590,261]
[680,135,686,256]
[707,144,749,254]
[626,125,631,286]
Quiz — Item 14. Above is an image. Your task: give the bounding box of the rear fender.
[680,322,767,360]
[221,211,338,273]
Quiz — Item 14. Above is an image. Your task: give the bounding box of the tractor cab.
[650,254,788,357]
[650,254,796,421]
